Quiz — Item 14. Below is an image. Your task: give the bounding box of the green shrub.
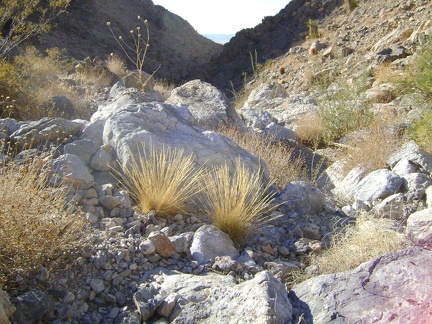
[306,20,320,39]
[0,0,70,56]
[409,38,432,99]
[315,72,373,144]
[410,109,432,152]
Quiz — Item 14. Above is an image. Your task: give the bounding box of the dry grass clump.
[117,143,205,217]
[105,53,129,78]
[217,125,307,189]
[340,125,405,174]
[296,113,327,149]
[315,214,408,274]
[0,152,86,290]
[202,159,279,247]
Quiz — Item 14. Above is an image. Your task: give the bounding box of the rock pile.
[1,78,432,323]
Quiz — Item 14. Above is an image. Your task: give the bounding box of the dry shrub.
[0,152,86,290]
[315,214,408,274]
[117,143,205,217]
[340,123,405,174]
[217,125,307,189]
[106,53,128,78]
[202,159,279,247]
[296,113,326,149]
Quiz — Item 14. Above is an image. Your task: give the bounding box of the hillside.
[36,0,222,82]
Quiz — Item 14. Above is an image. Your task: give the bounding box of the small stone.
[99,195,122,210]
[90,279,105,294]
[106,294,117,304]
[157,294,179,318]
[63,292,75,304]
[139,240,156,255]
[277,246,290,256]
[261,244,275,255]
[106,307,120,319]
[85,212,98,224]
[149,233,176,258]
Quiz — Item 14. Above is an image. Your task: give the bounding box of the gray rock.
[49,154,95,189]
[278,181,326,215]
[190,225,239,264]
[376,45,409,63]
[152,269,292,323]
[426,186,432,208]
[239,107,277,130]
[392,157,419,176]
[170,232,194,253]
[403,173,431,200]
[89,278,105,294]
[139,239,156,255]
[0,289,15,323]
[99,95,264,179]
[406,209,432,245]
[372,193,405,219]
[290,247,432,323]
[99,195,122,210]
[90,146,114,171]
[166,79,242,128]
[11,117,85,150]
[354,169,403,201]
[388,141,432,173]
[331,164,369,201]
[12,288,54,324]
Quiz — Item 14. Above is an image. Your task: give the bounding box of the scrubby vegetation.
[0,0,70,56]
[314,214,408,274]
[217,125,307,189]
[0,150,86,290]
[202,159,278,247]
[117,143,205,217]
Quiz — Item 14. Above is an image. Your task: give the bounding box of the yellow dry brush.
[117,143,280,246]
[201,159,280,247]
[116,142,205,217]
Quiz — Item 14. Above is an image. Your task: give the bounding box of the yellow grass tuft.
[202,159,279,247]
[117,143,205,217]
[315,214,408,274]
[217,125,307,189]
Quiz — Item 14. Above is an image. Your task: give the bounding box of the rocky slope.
[1,0,432,323]
[35,0,222,83]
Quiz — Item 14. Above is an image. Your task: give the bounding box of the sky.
[153,0,290,35]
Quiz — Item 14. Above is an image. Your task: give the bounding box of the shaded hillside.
[189,0,344,93]
[35,0,222,82]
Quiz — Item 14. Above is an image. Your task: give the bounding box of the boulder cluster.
[0,78,432,323]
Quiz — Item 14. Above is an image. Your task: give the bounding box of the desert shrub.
[306,19,320,39]
[409,38,432,99]
[117,143,205,217]
[202,159,278,247]
[106,53,129,78]
[217,125,307,189]
[0,152,86,290]
[346,0,359,10]
[340,121,405,174]
[314,72,373,144]
[0,58,27,118]
[107,16,159,91]
[315,214,408,274]
[0,0,70,56]
[296,112,327,149]
[410,109,432,152]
